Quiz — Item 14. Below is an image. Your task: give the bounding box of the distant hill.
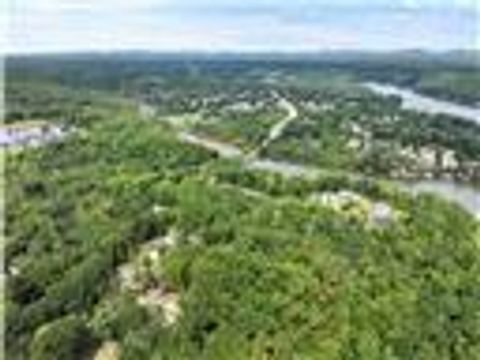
[6,49,480,67]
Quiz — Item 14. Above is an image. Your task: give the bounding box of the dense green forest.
[4,54,480,359]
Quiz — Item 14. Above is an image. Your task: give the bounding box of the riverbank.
[178,130,479,217]
[149,86,480,217]
[364,82,480,124]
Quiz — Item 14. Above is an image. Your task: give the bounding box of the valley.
[4,53,480,360]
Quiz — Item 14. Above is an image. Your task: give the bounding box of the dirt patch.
[93,341,120,360]
[137,288,181,326]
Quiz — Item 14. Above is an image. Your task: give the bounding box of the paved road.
[148,98,480,217]
[249,93,299,157]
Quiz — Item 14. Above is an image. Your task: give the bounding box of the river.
[363,82,480,124]
[179,87,480,217]
[180,130,479,216]
[187,131,480,217]
[364,82,480,217]
[400,180,480,217]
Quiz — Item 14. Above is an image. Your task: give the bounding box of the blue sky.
[4,0,479,53]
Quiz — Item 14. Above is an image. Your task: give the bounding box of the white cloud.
[5,1,477,53]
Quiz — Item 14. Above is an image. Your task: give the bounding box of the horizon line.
[5,47,479,57]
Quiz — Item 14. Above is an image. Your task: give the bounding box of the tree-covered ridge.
[5,102,215,359]
[5,81,480,359]
[4,56,480,359]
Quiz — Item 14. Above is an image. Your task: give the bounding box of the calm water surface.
[364,82,480,124]
[364,83,480,216]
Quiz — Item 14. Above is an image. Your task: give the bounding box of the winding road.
[249,93,299,157]
[178,95,320,178]
[152,91,480,217]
